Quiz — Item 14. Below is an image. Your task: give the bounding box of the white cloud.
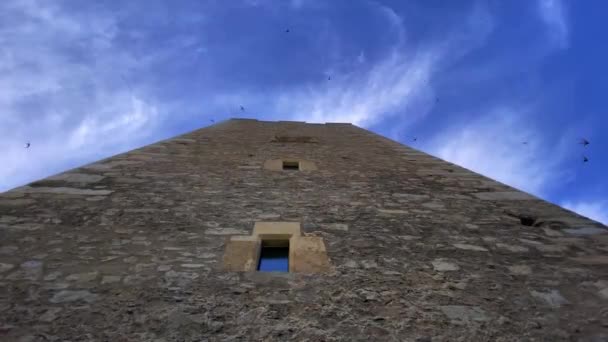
[0,0,162,192]
[0,0,501,192]
[426,107,568,196]
[0,95,159,192]
[538,0,569,48]
[282,49,438,126]
[562,200,608,225]
[276,3,494,127]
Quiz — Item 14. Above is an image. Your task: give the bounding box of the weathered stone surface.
[84,160,140,171]
[4,223,44,231]
[563,227,607,236]
[473,191,536,201]
[431,259,460,271]
[6,261,43,280]
[123,274,154,284]
[47,173,105,184]
[205,228,248,235]
[360,260,378,269]
[453,243,488,252]
[421,202,445,210]
[570,255,608,265]
[39,308,62,322]
[49,290,97,303]
[496,243,529,253]
[0,246,18,254]
[0,119,605,341]
[16,186,112,196]
[66,271,99,282]
[322,223,348,231]
[101,275,122,284]
[392,193,429,200]
[542,227,563,237]
[507,265,532,275]
[180,264,206,268]
[43,271,62,281]
[535,244,568,253]
[0,263,14,273]
[343,260,358,268]
[0,199,36,206]
[531,290,569,308]
[377,208,408,214]
[440,305,489,323]
[165,270,199,280]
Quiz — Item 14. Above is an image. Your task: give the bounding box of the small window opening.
[282,161,300,171]
[257,240,289,272]
[519,216,536,226]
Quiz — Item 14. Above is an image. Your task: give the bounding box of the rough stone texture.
[0,118,607,341]
[431,259,460,272]
[49,290,97,304]
[531,290,570,308]
[440,305,489,323]
[507,265,533,275]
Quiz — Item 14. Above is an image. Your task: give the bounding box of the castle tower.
[0,119,606,341]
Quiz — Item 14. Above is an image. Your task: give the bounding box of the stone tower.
[0,119,607,341]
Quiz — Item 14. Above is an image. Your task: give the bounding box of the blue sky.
[1,0,606,224]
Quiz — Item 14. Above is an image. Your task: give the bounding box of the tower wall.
[0,119,606,340]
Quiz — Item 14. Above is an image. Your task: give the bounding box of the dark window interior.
[257,240,289,272]
[282,161,300,170]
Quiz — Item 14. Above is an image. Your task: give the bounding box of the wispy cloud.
[277,2,494,126]
[0,0,162,191]
[413,1,577,201]
[283,49,437,126]
[537,0,569,48]
[426,107,570,197]
[562,200,608,225]
[0,0,591,204]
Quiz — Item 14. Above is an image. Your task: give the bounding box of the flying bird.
[240,105,245,111]
[328,76,331,81]
[210,119,215,123]
[579,138,590,147]
[24,142,30,149]
[583,156,589,163]
[522,141,528,145]
[412,137,417,142]
[285,29,290,33]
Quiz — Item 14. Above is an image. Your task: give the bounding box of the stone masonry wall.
[0,119,607,341]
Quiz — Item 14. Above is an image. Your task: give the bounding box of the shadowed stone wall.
[0,119,607,341]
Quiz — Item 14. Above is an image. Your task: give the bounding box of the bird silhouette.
[328,76,331,81]
[240,106,245,111]
[580,138,590,147]
[285,29,290,33]
[412,137,417,142]
[210,119,215,123]
[522,141,528,145]
[583,156,589,163]
[24,142,30,149]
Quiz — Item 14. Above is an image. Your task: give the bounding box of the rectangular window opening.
[282,161,300,171]
[257,240,289,272]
